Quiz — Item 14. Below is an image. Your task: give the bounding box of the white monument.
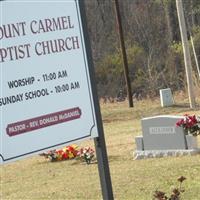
[160,88,174,107]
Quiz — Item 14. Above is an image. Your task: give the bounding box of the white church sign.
[0,0,98,164]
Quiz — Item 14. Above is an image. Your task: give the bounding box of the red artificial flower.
[56,150,63,155]
[189,115,197,124]
[62,152,69,159]
[67,146,74,152]
[176,119,184,127]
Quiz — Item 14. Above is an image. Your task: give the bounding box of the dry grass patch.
[1,96,200,199]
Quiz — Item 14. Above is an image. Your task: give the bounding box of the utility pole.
[113,0,133,107]
[176,0,195,109]
[191,35,200,79]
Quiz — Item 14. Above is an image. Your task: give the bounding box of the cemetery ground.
[1,92,200,200]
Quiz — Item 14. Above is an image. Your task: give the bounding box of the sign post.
[78,1,114,199]
[0,0,113,199]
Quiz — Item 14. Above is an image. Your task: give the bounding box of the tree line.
[84,0,200,99]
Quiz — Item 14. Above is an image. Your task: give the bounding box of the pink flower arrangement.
[77,146,95,164]
[176,114,200,136]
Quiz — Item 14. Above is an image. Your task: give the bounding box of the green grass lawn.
[1,96,200,199]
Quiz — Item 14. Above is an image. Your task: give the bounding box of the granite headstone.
[142,115,186,150]
[134,115,199,159]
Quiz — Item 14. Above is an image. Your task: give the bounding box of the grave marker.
[160,88,174,107]
[142,115,187,150]
[135,115,199,159]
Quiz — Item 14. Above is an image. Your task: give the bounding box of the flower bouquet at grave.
[40,145,96,164]
[77,146,95,164]
[176,114,200,136]
[40,144,78,162]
